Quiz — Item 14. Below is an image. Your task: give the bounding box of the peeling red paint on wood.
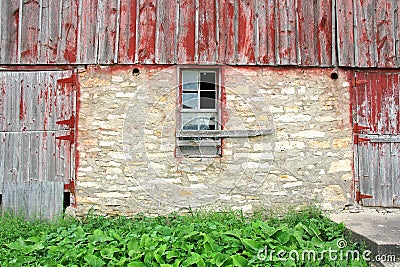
[79,0,99,63]
[177,0,196,63]
[138,0,157,63]
[277,0,297,64]
[155,0,177,63]
[118,0,138,63]
[198,0,217,63]
[0,0,399,67]
[237,0,255,64]
[337,0,355,66]
[217,0,235,64]
[351,70,400,207]
[19,81,26,120]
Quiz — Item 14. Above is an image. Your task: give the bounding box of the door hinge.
[351,77,368,87]
[356,191,373,202]
[56,132,75,144]
[353,123,369,133]
[56,115,75,128]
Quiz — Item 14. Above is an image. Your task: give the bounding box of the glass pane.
[200,91,216,109]
[200,72,215,84]
[182,93,198,109]
[200,72,215,91]
[181,113,198,130]
[198,113,217,130]
[182,70,198,91]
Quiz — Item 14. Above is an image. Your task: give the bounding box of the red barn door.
[0,70,77,219]
[351,71,400,207]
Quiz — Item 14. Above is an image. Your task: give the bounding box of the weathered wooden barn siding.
[0,70,76,219]
[351,70,400,207]
[4,0,398,67]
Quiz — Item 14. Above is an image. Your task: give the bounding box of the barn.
[0,0,399,219]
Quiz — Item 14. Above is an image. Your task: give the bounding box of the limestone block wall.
[76,65,352,215]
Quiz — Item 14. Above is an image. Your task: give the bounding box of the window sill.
[176,129,273,138]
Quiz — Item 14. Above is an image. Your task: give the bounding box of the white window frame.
[176,67,222,158]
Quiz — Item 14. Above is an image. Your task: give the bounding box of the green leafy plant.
[0,207,368,267]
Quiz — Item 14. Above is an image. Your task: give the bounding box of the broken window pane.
[200,91,216,109]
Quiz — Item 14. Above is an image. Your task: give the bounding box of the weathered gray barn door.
[0,70,76,219]
[351,71,400,207]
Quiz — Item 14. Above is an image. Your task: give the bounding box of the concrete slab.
[330,207,400,267]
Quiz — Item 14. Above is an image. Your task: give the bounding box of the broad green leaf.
[100,247,120,259]
[84,254,105,267]
[127,261,146,267]
[241,238,262,251]
[88,229,113,244]
[231,254,248,267]
[182,252,205,267]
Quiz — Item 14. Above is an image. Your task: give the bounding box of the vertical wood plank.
[59,0,79,63]
[177,0,196,63]
[395,1,400,67]
[28,182,42,219]
[354,0,376,67]
[118,0,137,63]
[20,0,41,63]
[297,0,317,66]
[198,0,217,63]
[0,1,20,63]
[38,0,61,63]
[337,0,355,66]
[217,0,236,64]
[255,0,276,65]
[392,143,400,207]
[138,0,157,63]
[276,0,297,65]
[155,0,177,63]
[78,0,98,64]
[237,0,255,64]
[0,75,6,131]
[375,0,396,68]
[0,133,5,194]
[97,0,119,64]
[316,0,333,66]
[384,73,398,135]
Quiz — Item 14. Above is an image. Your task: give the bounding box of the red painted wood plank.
[297,0,317,66]
[138,0,157,63]
[61,0,79,63]
[337,0,355,66]
[237,0,255,64]
[256,0,276,65]
[276,0,297,65]
[97,0,119,64]
[198,0,217,64]
[38,0,62,63]
[118,0,137,63]
[78,0,99,64]
[354,0,376,67]
[155,0,177,63]
[396,1,400,67]
[376,0,396,68]
[0,2,22,63]
[20,0,40,63]
[217,0,236,64]
[316,0,333,66]
[386,73,399,134]
[177,0,196,63]
[354,71,369,129]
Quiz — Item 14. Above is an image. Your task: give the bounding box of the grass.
[0,206,368,266]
